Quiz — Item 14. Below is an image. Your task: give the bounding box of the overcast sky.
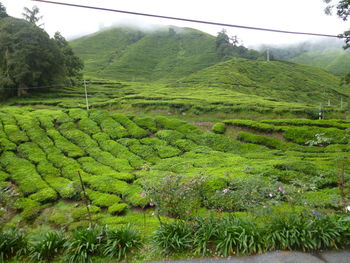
[1,0,349,46]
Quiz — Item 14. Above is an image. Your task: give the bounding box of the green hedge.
[237,132,286,150]
[112,113,149,139]
[47,129,85,158]
[223,119,279,132]
[212,122,226,134]
[133,116,157,132]
[77,117,101,135]
[86,189,121,207]
[0,151,49,195]
[262,118,350,129]
[108,203,128,215]
[17,142,47,164]
[283,126,346,145]
[15,198,42,221]
[4,124,28,144]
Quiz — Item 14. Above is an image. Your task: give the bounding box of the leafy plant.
[103,224,143,260]
[29,231,66,262]
[64,227,105,263]
[0,229,28,261]
[153,220,194,254]
[142,174,205,219]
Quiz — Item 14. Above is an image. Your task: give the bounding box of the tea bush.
[224,119,278,132]
[212,122,226,134]
[108,203,128,215]
[112,113,149,139]
[86,189,121,208]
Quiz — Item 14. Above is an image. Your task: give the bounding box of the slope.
[290,48,350,76]
[70,26,220,82]
[169,57,349,106]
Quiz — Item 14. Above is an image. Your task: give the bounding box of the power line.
[32,0,344,39]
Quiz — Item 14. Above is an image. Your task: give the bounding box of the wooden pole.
[84,80,89,110]
[78,170,92,227]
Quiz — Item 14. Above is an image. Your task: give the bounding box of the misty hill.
[290,48,350,76]
[170,57,348,105]
[70,26,221,82]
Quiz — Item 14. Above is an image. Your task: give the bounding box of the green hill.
[290,48,350,76]
[70,26,220,82]
[171,57,349,105]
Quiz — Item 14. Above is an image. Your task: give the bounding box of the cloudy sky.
[1,0,349,46]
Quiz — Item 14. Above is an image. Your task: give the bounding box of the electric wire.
[32,0,345,38]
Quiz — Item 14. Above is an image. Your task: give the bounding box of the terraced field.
[0,106,349,234]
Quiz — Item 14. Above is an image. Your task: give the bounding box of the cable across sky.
[32,0,344,39]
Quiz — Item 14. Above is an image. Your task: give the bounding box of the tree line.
[0,3,83,99]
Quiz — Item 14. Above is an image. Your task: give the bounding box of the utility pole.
[267,48,270,62]
[319,103,323,120]
[84,79,89,110]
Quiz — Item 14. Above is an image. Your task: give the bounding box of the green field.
[1,25,350,262]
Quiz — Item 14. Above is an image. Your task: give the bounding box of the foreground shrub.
[265,213,346,251]
[0,230,28,261]
[29,231,66,262]
[103,224,143,260]
[64,227,105,263]
[214,216,264,256]
[142,174,204,218]
[154,213,350,256]
[153,220,194,254]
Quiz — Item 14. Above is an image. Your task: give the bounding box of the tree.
[324,0,350,48]
[54,32,84,83]
[0,17,65,97]
[22,5,43,27]
[0,2,8,19]
[215,29,261,60]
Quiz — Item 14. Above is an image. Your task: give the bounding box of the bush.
[3,124,28,144]
[47,129,85,158]
[77,118,101,135]
[29,231,66,262]
[237,131,286,150]
[265,213,345,251]
[212,122,226,134]
[86,189,121,208]
[300,188,340,209]
[108,203,128,215]
[112,113,149,139]
[15,198,42,221]
[103,224,143,260]
[155,116,186,130]
[133,116,157,132]
[283,126,346,145]
[1,151,49,195]
[83,175,130,195]
[0,229,28,261]
[142,174,204,218]
[153,220,194,254]
[64,227,105,263]
[156,130,184,144]
[224,119,278,132]
[72,206,101,221]
[29,188,58,203]
[67,108,88,121]
[195,132,241,153]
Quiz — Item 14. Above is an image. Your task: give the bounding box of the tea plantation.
[0,104,349,261]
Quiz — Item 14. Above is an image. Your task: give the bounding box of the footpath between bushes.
[151,249,350,263]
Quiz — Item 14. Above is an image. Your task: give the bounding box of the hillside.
[290,48,350,76]
[70,26,220,82]
[170,57,349,105]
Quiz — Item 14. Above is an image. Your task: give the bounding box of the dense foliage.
[0,5,83,100]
